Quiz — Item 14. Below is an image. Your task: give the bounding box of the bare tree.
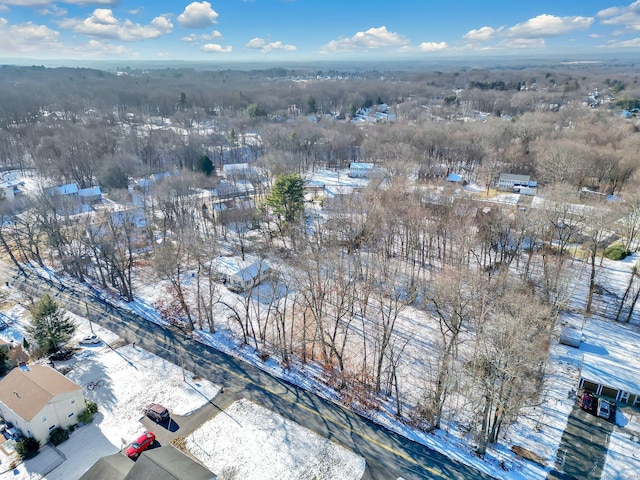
[466,278,553,457]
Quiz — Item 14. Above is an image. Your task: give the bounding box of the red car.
[125,432,155,459]
[580,391,596,414]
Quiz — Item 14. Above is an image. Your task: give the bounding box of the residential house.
[213,256,271,292]
[0,365,86,444]
[579,353,640,405]
[78,186,103,204]
[80,446,217,480]
[44,183,79,197]
[349,162,384,179]
[0,172,24,201]
[88,207,149,250]
[323,185,356,208]
[222,163,259,181]
[497,174,537,194]
[446,173,464,184]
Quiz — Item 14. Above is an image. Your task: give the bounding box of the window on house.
[68,412,74,418]
[41,416,47,422]
[49,425,55,430]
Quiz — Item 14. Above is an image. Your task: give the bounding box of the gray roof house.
[579,352,640,406]
[80,446,217,480]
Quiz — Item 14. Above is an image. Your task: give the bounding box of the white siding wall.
[0,390,85,444]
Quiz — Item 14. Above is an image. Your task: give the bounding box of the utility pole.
[84,292,95,334]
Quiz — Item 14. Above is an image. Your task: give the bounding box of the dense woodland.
[2,61,640,456]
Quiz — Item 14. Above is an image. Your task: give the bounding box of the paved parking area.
[548,400,614,480]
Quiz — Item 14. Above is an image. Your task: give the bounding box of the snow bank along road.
[3,263,496,480]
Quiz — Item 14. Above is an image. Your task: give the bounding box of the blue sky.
[0,0,639,61]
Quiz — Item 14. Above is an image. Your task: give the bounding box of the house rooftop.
[0,365,82,421]
[214,256,270,283]
[581,352,640,395]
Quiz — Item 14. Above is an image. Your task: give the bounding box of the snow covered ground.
[0,298,365,480]
[186,399,366,480]
[3,250,640,479]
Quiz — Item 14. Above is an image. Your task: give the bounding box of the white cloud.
[5,21,60,42]
[181,29,221,42]
[37,4,67,16]
[201,43,231,53]
[177,1,218,29]
[85,39,134,55]
[245,37,296,52]
[600,37,640,48]
[0,16,136,57]
[318,26,409,53]
[463,26,502,42]
[418,41,447,51]
[58,9,173,41]
[598,1,640,31]
[498,38,545,49]
[461,14,593,50]
[505,14,593,38]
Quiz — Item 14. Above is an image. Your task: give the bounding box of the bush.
[604,243,628,261]
[15,437,39,459]
[78,409,92,424]
[48,427,69,446]
[86,400,98,414]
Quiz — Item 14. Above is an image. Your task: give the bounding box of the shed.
[559,326,582,348]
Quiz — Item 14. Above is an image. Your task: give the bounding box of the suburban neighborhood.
[2,22,640,479]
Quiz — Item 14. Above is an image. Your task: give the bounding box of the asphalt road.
[1,263,496,480]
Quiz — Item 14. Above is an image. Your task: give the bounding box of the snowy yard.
[186,399,366,480]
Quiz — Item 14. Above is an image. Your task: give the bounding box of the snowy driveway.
[548,401,614,480]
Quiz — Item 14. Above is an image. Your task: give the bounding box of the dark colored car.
[49,349,74,362]
[144,403,169,423]
[125,432,155,459]
[580,391,596,413]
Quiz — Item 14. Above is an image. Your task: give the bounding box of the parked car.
[597,398,611,420]
[79,334,101,345]
[125,432,155,459]
[580,391,596,413]
[144,403,170,423]
[49,349,74,362]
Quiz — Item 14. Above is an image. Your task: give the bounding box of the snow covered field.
[186,399,366,480]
